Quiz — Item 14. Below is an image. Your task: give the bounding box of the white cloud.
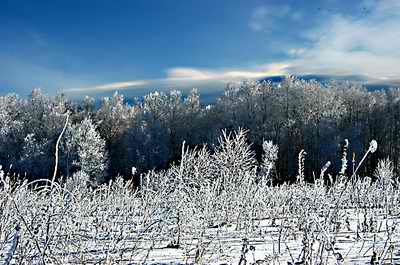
[166,64,289,81]
[288,0,400,79]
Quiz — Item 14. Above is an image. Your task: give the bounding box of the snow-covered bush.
[212,128,257,185]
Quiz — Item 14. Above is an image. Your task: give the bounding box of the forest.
[0,77,398,185]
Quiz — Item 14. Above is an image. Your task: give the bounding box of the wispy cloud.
[66,80,150,93]
[249,4,302,32]
[0,54,92,95]
[25,30,48,47]
[288,48,306,57]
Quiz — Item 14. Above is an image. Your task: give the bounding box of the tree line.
[0,77,398,184]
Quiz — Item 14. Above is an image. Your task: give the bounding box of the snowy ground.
[2,201,400,264]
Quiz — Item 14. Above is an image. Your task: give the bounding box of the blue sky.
[1,0,400,97]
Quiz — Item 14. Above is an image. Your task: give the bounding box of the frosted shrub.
[65,170,91,192]
[260,140,278,183]
[212,128,256,185]
[297,149,306,184]
[374,158,394,188]
[0,165,13,247]
[0,165,5,187]
[166,142,213,190]
[339,139,349,177]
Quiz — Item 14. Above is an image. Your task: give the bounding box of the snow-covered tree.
[96,92,132,142]
[0,95,23,168]
[18,133,51,178]
[71,118,108,184]
[0,94,22,138]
